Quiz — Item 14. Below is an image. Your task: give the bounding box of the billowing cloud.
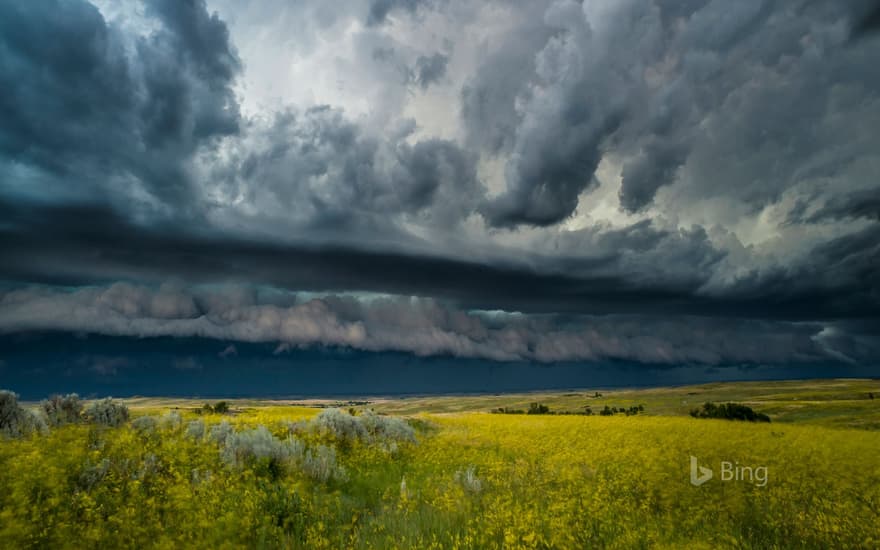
[0,0,240,213]
[474,0,880,225]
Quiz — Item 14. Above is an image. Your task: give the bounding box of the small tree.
[527,403,550,415]
[690,402,770,423]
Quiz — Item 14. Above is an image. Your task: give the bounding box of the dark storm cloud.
[802,189,880,223]
[0,198,878,322]
[211,106,484,229]
[472,0,880,226]
[366,0,432,26]
[413,53,449,89]
[0,0,239,212]
[851,1,880,38]
[2,283,875,365]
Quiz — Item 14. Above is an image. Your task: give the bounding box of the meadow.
[1,379,879,549]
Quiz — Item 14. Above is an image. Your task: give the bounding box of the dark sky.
[1,0,879,394]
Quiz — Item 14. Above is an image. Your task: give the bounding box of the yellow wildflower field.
[1,386,878,549]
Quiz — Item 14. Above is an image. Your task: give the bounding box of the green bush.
[527,403,550,415]
[690,402,770,422]
[40,394,83,427]
[84,398,130,427]
[0,390,47,438]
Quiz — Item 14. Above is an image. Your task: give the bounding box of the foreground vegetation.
[1,380,879,548]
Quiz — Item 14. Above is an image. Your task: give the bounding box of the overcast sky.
[1,0,879,378]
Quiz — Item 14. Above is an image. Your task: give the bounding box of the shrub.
[302,444,347,483]
[40,393,83,427]
[209,420,234,445]
[1,390,48,438]
[312,409,368,444]
[690,402,770,422]
[159,410,182,430]
[213,401,230,414]
[491,407,525,414]
[455,465,483,494]
[131,416,158,434]
[185,419,206,440]
[78,458,111,491]
[221,425,304,477]
[84,398,130,427]
[527,403,550,415]
[359,410,416,443]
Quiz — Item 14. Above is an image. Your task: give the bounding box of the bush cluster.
[217,425,347,483]
[0,390,47,438]
[40,394,84,427]
[690,402,770,422]
[312,408,416,445]
[597,405,645,416]
[84,398,131,427]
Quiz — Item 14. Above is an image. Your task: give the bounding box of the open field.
[2,379,879,548]
[123,378,880,430]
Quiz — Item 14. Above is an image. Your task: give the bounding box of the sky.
[1,0,879,396]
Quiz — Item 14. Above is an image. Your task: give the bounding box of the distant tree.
[690,402,770,423]
[527,403,550,415]
[213,401,230,414]
[869,393,875,400]
[599,405,613,416]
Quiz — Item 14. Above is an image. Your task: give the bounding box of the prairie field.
[1,379,879,549]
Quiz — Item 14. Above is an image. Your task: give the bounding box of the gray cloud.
[471,0,880,226]
[413,53,449,89]
[2,283,873,365]
[366,0,433,26]
[209,106,484,230]
[0,0,240,215]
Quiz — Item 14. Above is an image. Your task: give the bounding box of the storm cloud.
[3,283,876,365]
[0,0,878,371]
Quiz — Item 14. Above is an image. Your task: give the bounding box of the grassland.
[2,378,879,548]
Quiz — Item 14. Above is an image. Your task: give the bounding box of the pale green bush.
[312,408,368,444]
[1,390,48,438]
[84,398,130,427]
[302,444,347,483]
[40,393,83,427]
[185,419,206,440]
